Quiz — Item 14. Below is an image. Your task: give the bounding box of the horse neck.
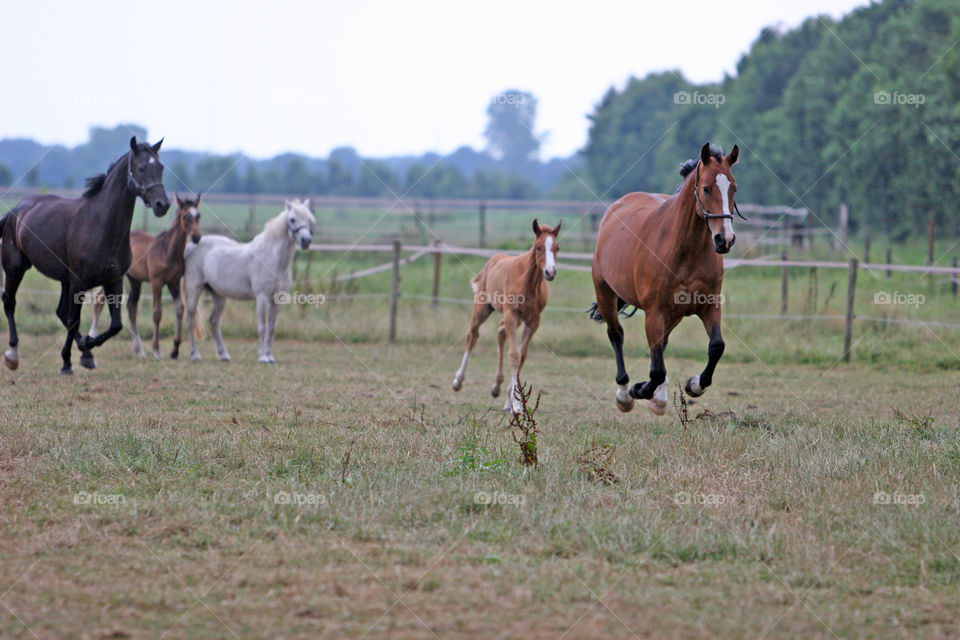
[89,154,138,239]
[253,223,297,271]
[160,217,190,265]
[522,245,543,294]
[665,174,714,262]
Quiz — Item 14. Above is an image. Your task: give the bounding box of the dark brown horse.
[452,219,561,413]
[590,143,739,414]
[88,193,201,359]
[0,137,170,374]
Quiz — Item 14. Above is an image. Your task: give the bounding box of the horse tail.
[586,302,604,323]
[0,212,9,239]
[470,265,487,295]
[586,298,639,323]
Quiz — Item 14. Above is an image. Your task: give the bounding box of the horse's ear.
[554,220,562,236]
[302,198,311,210]
[726,145,739,166]
[195,192,202,203]
[129,136,138,153]
[700,142,713,165]
[532,218,542,237]
[151,138,164,153]
[175,193,184,207]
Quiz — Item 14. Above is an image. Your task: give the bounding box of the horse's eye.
[703,186,712,195]
[536,246,542,251]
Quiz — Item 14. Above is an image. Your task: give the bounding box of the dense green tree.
[484,89,541,168]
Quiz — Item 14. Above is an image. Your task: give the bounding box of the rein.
[693,162,746,221]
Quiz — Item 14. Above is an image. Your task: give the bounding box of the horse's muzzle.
[714,233,735,254]
[544,269,556,281]
[191,234,201,243]
[300,237,312,250]
[151,199,171,216]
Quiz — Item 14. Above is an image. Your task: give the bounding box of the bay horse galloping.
[0,137,170,374]
[589,143,739,415]
[452,219,561,414]
[88,193,201,359]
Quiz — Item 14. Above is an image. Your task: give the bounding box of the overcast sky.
[2,0,869,160]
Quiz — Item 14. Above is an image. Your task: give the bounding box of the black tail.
[586,298,640,323]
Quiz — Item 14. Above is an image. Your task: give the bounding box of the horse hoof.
[152,350,161,360]
[646,399,667,416]
[685,375,705,398]
[3,353,18,371]
[490,386,500,398]
[629,381,653,400]
[60,366,74,376]
[191,355,201,362]
[79,353,96,370]
[219,355,231,362]
[170,351,179,360]
[615,387,635,413]
[452,379,462,392]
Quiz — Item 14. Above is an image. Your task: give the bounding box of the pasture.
[2,246,959,638]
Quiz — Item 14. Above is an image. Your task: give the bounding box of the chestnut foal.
[89,194,201,358]
[452,219,561,413]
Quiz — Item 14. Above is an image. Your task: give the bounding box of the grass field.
[1,226,959,638]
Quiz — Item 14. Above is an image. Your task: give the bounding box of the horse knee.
[708,338,725,361]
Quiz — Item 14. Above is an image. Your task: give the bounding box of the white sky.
[1,0,869,160]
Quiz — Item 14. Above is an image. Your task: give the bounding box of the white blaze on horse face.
[715,174,735,244]
[190,207,199,219]
[544,236,556,279]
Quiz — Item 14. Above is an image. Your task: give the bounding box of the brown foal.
[89,193,201,358]
[591,143,739,415]
[452,219,561,413]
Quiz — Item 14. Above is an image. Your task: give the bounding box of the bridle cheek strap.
[694,161,747,221]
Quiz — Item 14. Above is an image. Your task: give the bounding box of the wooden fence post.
[780,251,789,316]
[478,201,486,248]
[953,257,958,297]
[886,247,892,279]
[432,240,442,309]
[843,257,858,363]
[838,203,849,249]
[864,227,871,264]
[389,239,401,343]
[247,194,256,239]
[928,217,935,266]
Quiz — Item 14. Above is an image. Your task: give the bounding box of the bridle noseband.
[288,219,311,237]
[127,151,164,197]
[693,161,747,221]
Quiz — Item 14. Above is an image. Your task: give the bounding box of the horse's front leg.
[60,285,85,375]
[594,278,633,412]
[256,294,271,364]
[452,302,492,391]
[686,305,724,397]
[502,311,523,414]
[150,280,164,359]
[629,312,674,415]
[264,298,280,363]
[126,279,145,358]
[77,279,124,369]
[491,319,506,397]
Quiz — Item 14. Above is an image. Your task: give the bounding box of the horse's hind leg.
[60,285,85,375]
[452,302,493,391]
[504,315,538,414]
[126,279,145,357]
[594,278,633,412]
[169,281,183,359]
[209,293,230,361]
[185,277,202,361]
[491,319,506,397]
[77,280,125,369]
[1,260,28,370]
[686,305,724,397]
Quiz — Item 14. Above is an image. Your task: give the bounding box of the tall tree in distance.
[484,89,541,169]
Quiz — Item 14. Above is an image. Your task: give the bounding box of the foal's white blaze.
[544,236,556,277]
[715,174,735,244]
[190,207,199,219]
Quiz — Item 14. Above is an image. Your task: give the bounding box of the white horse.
[184,199,315,363]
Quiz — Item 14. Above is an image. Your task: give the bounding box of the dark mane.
[675,144,725,192]
[82,152,129,199]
